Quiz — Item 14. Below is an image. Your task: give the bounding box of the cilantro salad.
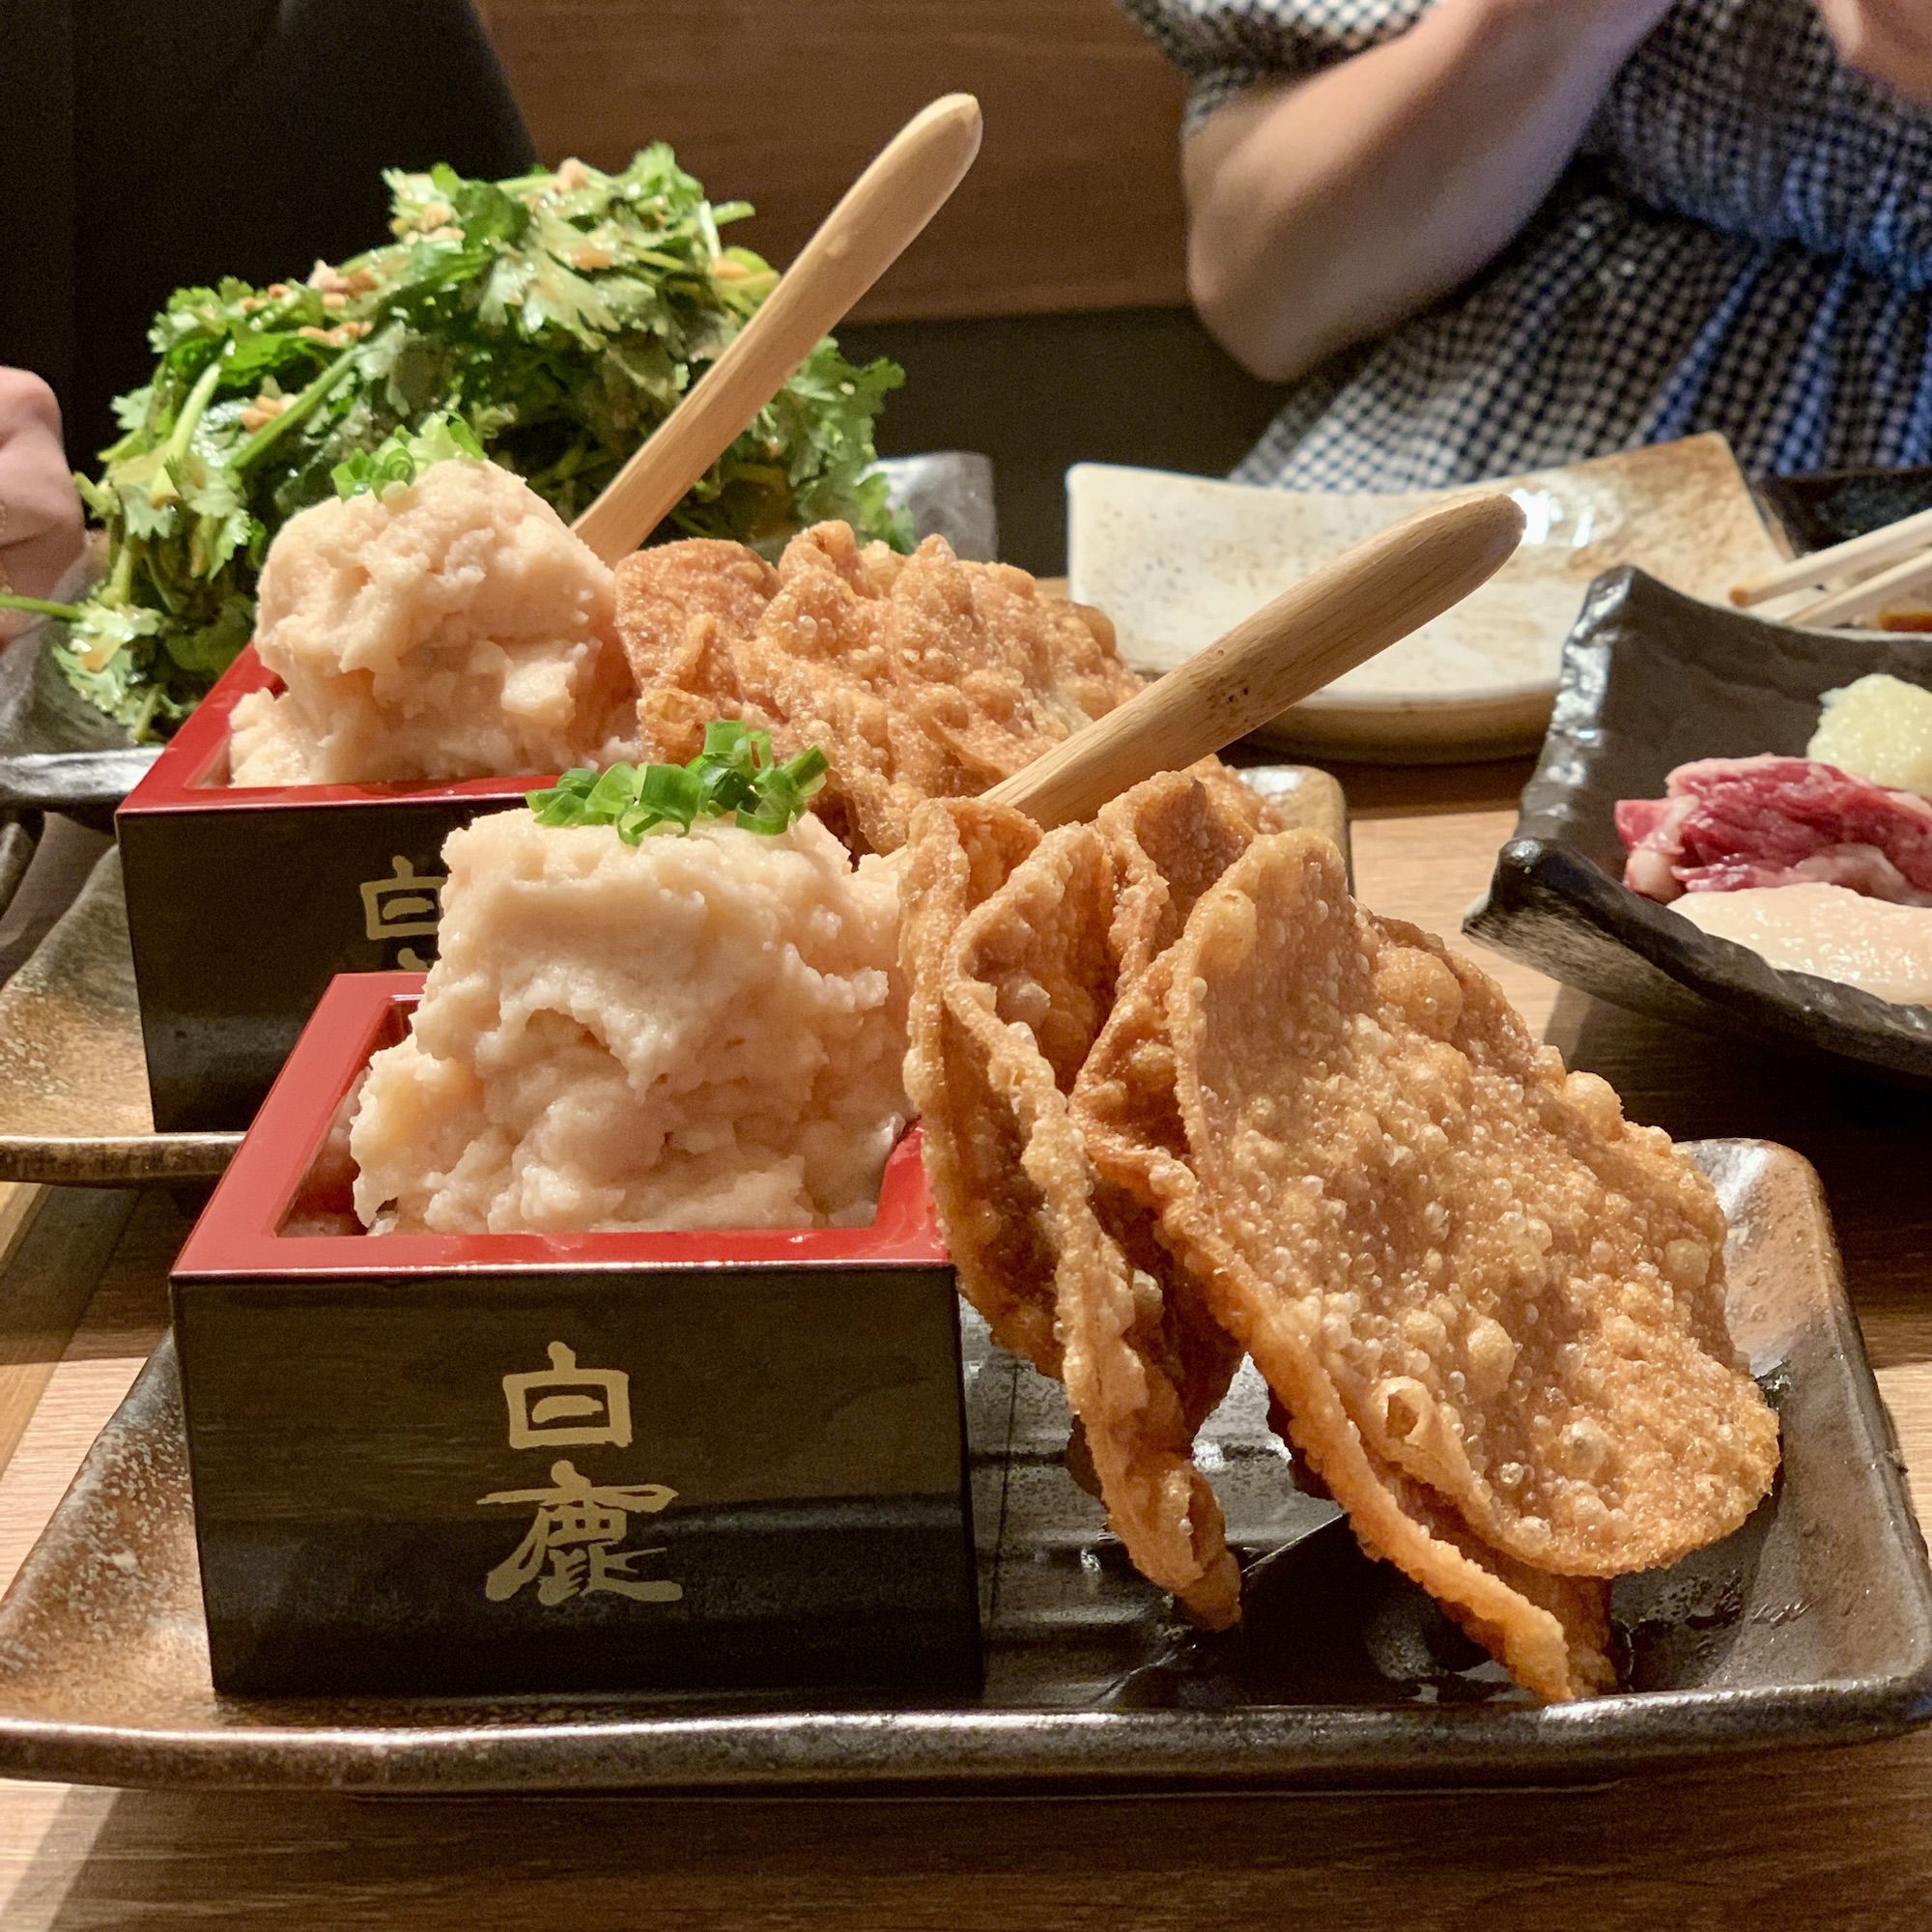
[22,150,906,739]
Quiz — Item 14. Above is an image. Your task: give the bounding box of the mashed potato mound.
[349,809,910,1234]
[229,458,638,784]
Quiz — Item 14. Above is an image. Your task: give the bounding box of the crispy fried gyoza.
[952,819,1241,1628]
[1094,770,1270,1434]
[1075,831,1777,1699]
[611,538,782,766]
[900,799,1061,1373]
[1102,766,1271,983]
[901,774,1270,1628]
[613,523,1143,854]
[1397,1466,1615,1701]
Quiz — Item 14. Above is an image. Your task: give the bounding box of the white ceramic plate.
[1066,435,1789,763]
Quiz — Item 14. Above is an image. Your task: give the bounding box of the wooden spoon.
[983,492,1526,829]
[572,95,983,564]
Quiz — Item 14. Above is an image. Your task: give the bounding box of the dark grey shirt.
[0,0,532,465]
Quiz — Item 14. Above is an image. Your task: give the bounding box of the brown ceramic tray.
[0,1139,1922,1794]
[0,765,1346,1188]
[0,849,240,1183]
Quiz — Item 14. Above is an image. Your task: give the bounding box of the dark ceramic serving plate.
[0,1139,1925,1793]
[1757,464,1932,558]
[1465,568,1932,1086]
[0,624,156,821]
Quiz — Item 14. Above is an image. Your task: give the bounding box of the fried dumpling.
[1075,831,1777,1697]
[615,523,1143,854]
[900,773,1270,1627]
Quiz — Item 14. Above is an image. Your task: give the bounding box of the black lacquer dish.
[1465,568,1932,1086]
[1757,464,1932,558]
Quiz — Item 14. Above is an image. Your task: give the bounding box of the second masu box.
[117,645,537,1132]
[170,971,980,1699]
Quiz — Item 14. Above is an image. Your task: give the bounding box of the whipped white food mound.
[350,809,911,1233]
[229,458,638,784]
[1673,881,1932,1007]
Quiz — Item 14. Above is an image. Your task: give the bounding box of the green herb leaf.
[55,149,907,740]
[0,595,87,623]
[526,723,829,841]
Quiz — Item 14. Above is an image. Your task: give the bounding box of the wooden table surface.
[1,763,1929,1931]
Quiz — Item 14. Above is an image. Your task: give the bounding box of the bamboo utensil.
[572,95,982,564]
[1788,546,1932,630]
[1731,501,1932,623]
[985,493,1526,830]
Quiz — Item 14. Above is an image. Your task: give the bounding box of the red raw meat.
[1614,754,1932,906]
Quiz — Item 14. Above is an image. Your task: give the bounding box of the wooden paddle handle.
[983,493,1526,829]
[572,95,983,564]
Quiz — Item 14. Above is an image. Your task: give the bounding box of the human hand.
[0,370,85,641]
[1815,0,1932,102]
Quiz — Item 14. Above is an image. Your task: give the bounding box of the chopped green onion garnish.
[330,413,484,498]
[526,720,830,842]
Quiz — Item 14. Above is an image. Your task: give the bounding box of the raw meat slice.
[1616,755,1932,905]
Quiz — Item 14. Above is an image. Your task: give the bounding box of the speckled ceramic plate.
[1067,435,1788,763]
[0,1139,1920,1793]
[1464,568,1932,1087]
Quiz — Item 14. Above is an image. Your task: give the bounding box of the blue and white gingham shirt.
[1124,0,1932,487]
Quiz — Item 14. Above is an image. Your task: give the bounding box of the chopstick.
[572,95,982,565]
[1731,502,1932,611]
[1788,544,1932,629]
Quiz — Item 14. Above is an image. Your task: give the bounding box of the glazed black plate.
[1758,464,1932,557]
[0,625,156,821]
[1465,568,1932,1086]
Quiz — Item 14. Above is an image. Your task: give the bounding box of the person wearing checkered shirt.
[1123,0,1932,490]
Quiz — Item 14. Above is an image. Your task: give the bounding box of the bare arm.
[0,371,84,642]
[1815,0,1932,101]
[1182,0,1676,383]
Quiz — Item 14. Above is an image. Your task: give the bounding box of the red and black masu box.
[169,971,980,1700]
[117,645,542,1133]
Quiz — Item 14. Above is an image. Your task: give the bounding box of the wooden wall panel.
[474,0,1191,320]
